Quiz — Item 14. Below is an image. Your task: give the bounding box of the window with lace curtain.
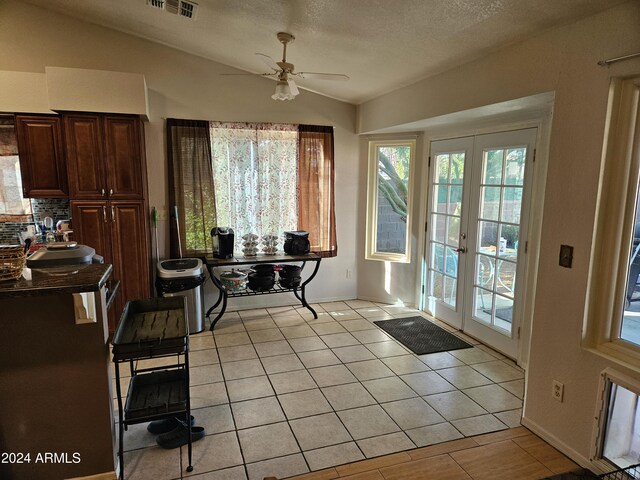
[166,119,337,258]
[0,117,32,220]
[210,122,298,252]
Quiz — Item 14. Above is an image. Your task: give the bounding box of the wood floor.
[286,427,579,480]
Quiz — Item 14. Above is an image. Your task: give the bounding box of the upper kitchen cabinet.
[14,115,68,198]
[64,113,146,200]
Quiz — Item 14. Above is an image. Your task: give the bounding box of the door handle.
[456,246,467,253]
[102,206,107,223]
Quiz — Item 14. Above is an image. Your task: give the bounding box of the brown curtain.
[297,125,337,257]
[167,119,216,258]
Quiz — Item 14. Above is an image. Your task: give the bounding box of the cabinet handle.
[111,206,115,222]
[102,206,107,223]
[109,188,114,196]
[101,188,105,197]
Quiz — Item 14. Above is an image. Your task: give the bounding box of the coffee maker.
[211,227,234,259]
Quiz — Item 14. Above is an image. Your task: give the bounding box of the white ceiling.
[23,0,626,105]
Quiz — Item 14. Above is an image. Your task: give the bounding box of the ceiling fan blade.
[296,72,349,81]
[256,53,280,72]
[220,72,276,77]
[287,78,300,96]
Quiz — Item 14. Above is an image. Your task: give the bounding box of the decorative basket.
[0,245,27,281]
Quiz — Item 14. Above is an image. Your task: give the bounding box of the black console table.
[204,253,321,330]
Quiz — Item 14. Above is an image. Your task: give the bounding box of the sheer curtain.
[298,125,337,257]
[209,122,298,252]
[167,119,217,257]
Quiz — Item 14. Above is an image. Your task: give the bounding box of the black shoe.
[147,415,194,435]
[156,425,205,449]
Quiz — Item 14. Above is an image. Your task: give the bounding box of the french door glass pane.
[480,187,500,220]
[444,276,457,306]
[433,214,446,243]
[450,153,465,184]
[479,221,499,252]
[447,216,460,247]
[434,186,448,212]
[445,246,458,277]
[432,243,444,273]
[483,150,503,184]
[432,271,443,298]
[450,186,463,212]
[473,287,493,323]
[496,260,516,298]
[502,187,523,223]
[505,148,526,185]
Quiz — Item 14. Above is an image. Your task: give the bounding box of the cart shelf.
[124,369,188,423]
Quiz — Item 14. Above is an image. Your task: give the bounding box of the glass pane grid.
[429,150,465,311]
[473,146,526,336]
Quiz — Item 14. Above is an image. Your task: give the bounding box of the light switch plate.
[559,245,573,268]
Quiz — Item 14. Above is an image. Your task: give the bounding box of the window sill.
[584,340,640,374]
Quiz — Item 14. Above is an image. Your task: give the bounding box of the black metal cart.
[111,297,193,479]
[204,253,321,330]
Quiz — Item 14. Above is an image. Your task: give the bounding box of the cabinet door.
[14,115,67,198]
[110,201,151,320]
[70,201,112,262]
[103,116,145,200]
[64,114,107,199]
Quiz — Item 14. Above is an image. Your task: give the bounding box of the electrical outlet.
[346,269,352,279]
[552,380,564,402]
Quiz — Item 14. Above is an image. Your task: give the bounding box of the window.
[0,117,31,218]
[585,77,640,365]
[166,119,337,258]
[366,138,416,262]
[209,122,298,253]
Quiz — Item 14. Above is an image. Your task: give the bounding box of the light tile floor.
[114,300,528,480]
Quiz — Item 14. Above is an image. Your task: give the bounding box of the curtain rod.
[598,52,640,66]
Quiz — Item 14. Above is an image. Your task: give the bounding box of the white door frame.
[416,115,553,368]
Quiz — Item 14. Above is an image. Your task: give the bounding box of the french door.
[426,128,537,358]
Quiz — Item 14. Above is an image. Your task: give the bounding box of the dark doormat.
[373,316,473,355]
[543,469,599,479]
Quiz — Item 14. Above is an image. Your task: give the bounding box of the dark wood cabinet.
[71,200,151,332]
[14,115,68,198]
[65,114,145,200]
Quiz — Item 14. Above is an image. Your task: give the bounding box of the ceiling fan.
[223,32,349,100]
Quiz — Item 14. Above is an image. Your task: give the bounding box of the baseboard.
[355,295,416,309]
[521,416,596,471]
[225,295,357,312]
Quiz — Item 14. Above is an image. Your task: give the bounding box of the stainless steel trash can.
[156,258,206,334]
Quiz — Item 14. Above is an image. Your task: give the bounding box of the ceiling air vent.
[148,0,165,9]
[147,0,198,20]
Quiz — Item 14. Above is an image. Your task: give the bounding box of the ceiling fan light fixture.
[272,80,295,101]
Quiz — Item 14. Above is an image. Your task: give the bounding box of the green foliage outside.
[378,146,410,222]
[184,189,216,253]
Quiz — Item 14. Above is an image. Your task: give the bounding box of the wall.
[357,0,640,467]
[0,0,359,307]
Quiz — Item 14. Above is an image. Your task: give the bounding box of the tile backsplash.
[0,198,70,244]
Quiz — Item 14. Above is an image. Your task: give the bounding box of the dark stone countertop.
[0,263,113,299]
